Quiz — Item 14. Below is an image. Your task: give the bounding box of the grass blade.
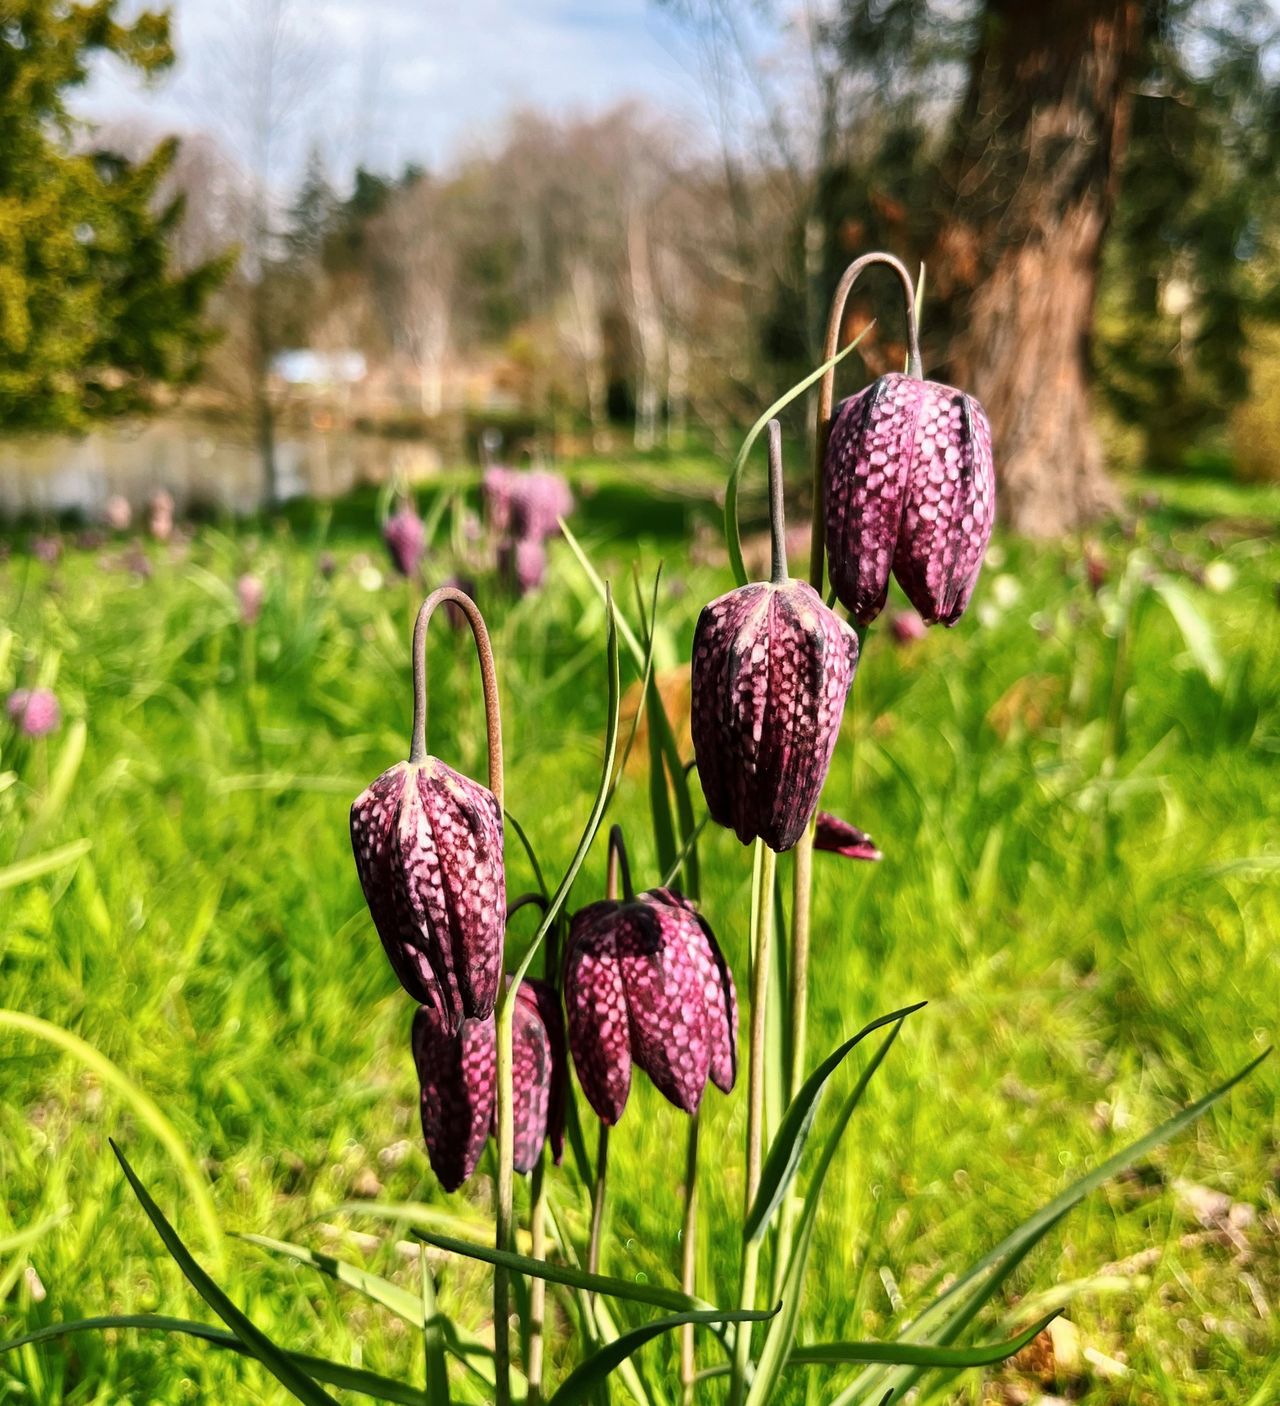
[238,1233,423,1324]
[0,1012,222,1266]
[549,1306,780,1406]
[414,1229,707,1313]
[745,1002,926,1243]
[0,1315,424,1403]
[786,1311,1059,1368]
[110,1141,339,1406]
[0,839,92,892]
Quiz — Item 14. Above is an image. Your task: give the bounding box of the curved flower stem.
[729,839,777,1406]
[587,1121,610,1278]
[679,1110,701,1406]
[408,587,509,1402]
[808,251,920,596]
[409,586,503,802]
[767,418,788,585]
[526,1155,548,1406]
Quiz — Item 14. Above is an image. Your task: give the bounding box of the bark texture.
[941,0,1145,537]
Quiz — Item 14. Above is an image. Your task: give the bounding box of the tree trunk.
[942,0,1144,536]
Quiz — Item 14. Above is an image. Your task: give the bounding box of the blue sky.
[77,0,708,186]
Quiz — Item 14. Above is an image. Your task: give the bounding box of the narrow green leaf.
[787,1312,1059,1368]
[238,1233,423,1325]
[110,1142,339,1406]
[559,520,644,668]
[747,1023,908,1405]
[0,1207,71,1257]
[0,1012,222,1266]
[745,1002,926,1242]
[0,1315,423,1404]
[421,1259,451,1405]
[724,330,872,588]
[415,1229,706,1313]
[0,838,92,892]
[1151,576,1224,686]
[646,691,679,882]
[549,1306,780,1406]
[504,809,551,900]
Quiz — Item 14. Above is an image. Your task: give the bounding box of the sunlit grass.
[1,458,1276,1404]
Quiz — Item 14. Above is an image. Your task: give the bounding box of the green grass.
[1,452,1277,1405]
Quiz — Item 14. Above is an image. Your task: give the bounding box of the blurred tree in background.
[0,1,230,431]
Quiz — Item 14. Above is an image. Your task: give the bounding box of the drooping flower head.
[31,535,61,566]
[384,506,426,578]
[889,609,926,645]
[148,491,175,543]
[350,588,505,1031]
[691,421,859,852]
[6,688,61,738]
[104,495,132,532]
[564,887,737,1125]
[814,811,882,862]
[412,976,566,1191]
[500,538,546,596]
[818,253,994,627]
[483,467,573,544]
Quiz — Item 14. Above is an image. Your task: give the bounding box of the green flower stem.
[493,995,515,1406]
[679,1111,701,1406]
[526,1156,548,1406]
[729,839,777,1406]
[587,1122,609,1279]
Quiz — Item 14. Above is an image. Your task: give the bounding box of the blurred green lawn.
[1,450,1277,1404]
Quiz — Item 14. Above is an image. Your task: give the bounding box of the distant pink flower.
[889,610,927,644]
[513,539,546,595]
[31,535,61,565]
[7,688,61,738]
[148,491,174,542]
[384,507,426,578]
[237,573,264,625]
[483,467,573,543]
[104,496,132,532]
[814,812,882,861]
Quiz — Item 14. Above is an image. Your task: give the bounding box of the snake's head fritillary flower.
[148,491,174,543]
[563,888,737,1124]
[502,539,546,596]
[412,977,566,1190]
[31,535,61,565]
[412,1003,497,1192]
[237,573,264,625]
[814,811,882,862]
[351,759,505,1030]
[6,688,61,738]
[384,507,426,578]
[824,372,994,626]
[691,579,858,852]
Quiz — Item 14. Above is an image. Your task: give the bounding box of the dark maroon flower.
[563,888,737,1124]
[384,507,426,578]
[691,579,858,852]
[6,688,61,738]
[814,811,882,862]
[412,977,566,1191]
[350,759,505,1030]
[824,372,994,626]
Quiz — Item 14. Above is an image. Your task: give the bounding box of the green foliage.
[0,1,231,430]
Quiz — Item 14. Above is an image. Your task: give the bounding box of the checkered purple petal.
[563,901,633,1124]
[412,1004,496,1192]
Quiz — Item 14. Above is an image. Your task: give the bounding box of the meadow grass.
[1,448,1277,1404]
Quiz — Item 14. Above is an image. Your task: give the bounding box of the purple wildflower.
[350,760,505,1031]
[563,888,737,1124]
[7,688,61,738]
[31,535,61,566]
[148,491,175,543]
[237,573,264,625]
[104,496,132,532]
[384,507,426,578]
[824,372,994,626]
[814,811,882,862]
[411,977,566,1191]
[691,579,858,852]
[889,609,927,644]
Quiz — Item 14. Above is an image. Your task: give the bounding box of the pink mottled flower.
[148,491,174,543]
[384,507,426,578]
[483,467,573,543]
[7,688,61,738]
[563,888,737,1124]
[412,977,566,1191]
[104,495,132,532]
[889,609,926,644]
[691,580,858,852]
[500,538,546,596]
[237,573,264,625]
[350,760,505,1031]
[814,811,882,862]
[824,372,994,626]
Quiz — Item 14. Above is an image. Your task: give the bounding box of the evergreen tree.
[0,1,231,430]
